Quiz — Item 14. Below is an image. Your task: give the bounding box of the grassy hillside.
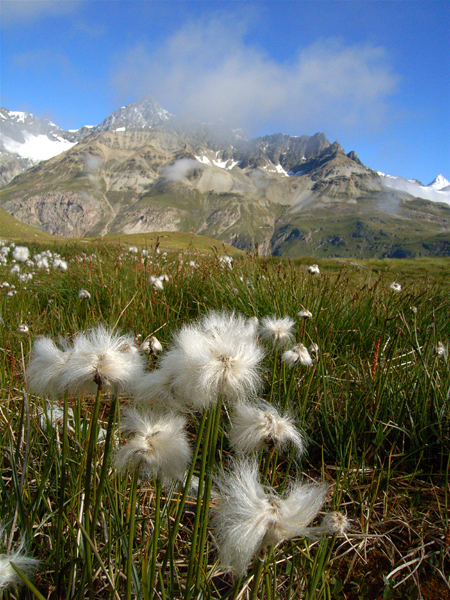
[0,208,56,242]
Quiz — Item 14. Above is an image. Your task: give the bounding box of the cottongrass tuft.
[137,312,265,411]
[297,308,313,319]
[306,264,320,276]
[433,341,448,359]
[140,335,163,355]
[0,525,40,592]
[60,325,146,395]
[281,343,313,368]
[12,246,30,263]
[27,326,146,397]
[258,316,295,348]
[229,400,305,455]
[26,337,72,398]
[78,288,91,299]
[212,459,328,576]
[114,406,192,483]
[389,281,402,292]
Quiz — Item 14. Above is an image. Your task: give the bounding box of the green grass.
[0,241,449,599]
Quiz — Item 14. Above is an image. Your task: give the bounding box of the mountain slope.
[1,98,449,257]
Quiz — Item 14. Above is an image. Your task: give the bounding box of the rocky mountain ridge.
[1,97,449,257]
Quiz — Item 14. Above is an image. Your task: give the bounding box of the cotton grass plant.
[0,241,449,599]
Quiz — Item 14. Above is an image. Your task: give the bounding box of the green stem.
[185,406,217,598]
[194,401,223,596]
[149,479,162,599]
[249,551,266,600]
[56,393,69,576]
[160,410,209,589]
[82,384,102,599]
[92,390,119,534]
[126,469,139,600]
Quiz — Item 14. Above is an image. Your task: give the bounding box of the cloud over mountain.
[111,15,399,137]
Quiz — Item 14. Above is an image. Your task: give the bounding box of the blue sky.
[1,0,449,184]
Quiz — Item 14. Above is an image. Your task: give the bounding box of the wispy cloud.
[161,158,203,182]
[380,177,450,205]
[1,0,82,26]
[111,14,399,136]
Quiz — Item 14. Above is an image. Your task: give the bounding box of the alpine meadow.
[0,235,448,599]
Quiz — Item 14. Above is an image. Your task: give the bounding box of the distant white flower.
[219,255,233,269]
[319,512,350,535]
[259,316,295,348]
[12,246,30,262]
[53,258,68,272]
[140,335,163,355]
[410,306,418,314]
[36,257,49,269]
[433,342,448,359]
[297,308,313,319]
[389,282,401,292]
[212,459,328,576]
[149,275,164,291]
[78,288,91,299]
[128,246,138,253]
[60,325,146,395]
[281,343,313,367]
[17,324,29,335]
[114,406,192,483]
[189,260,197,268]
[229,400,305,455]
[309,343,319,357]
[38,401,75,433]
[10,264,20,275]
[306,264,320,276]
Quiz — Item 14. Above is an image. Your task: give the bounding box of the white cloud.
[380,177,450,205]
[161,158,203,182]
[111,15,399,136]
[1,0,82,25]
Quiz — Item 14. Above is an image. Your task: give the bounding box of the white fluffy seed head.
[140,335,163,355]
[0,525,40,592]
[26,337,72,398]
[212,459,328,576]
[281,344,313,368]
[306,264,320,275]
[297,309,313,319]
[389,281,402,292]
[114,406,192,483]
[229,400,305,455]
[155,312,265,410]
[78,288,91,299]
[59,325,146,395]
[12,246,30,263]
[259,316,295,348]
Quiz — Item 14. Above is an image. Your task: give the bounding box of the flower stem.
[126,469,139,600]
[149,478,162,599]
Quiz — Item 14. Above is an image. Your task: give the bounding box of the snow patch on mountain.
[2,132,76,162]
[195,155,239,170]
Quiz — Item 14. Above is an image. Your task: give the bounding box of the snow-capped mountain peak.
[428,174,450,190]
